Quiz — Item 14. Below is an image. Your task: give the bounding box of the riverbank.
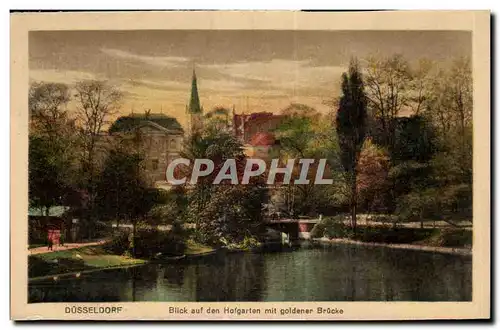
[28,245,147,281]
[28,240,218,281]
[29,230,471,282]
[310,219,472,255]
[314,237,472,256]
[184,240,216,256]
[29,241,472,303]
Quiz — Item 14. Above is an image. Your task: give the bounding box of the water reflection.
[29,244,472,303]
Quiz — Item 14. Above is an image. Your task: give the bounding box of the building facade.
[134,121,184,185]
[108,113,184,188]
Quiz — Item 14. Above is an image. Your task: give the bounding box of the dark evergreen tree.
[336,59,368,231]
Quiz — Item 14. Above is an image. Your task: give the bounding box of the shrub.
[426,229,472,247]
[105,224,187,258]
[220,235,261,251]
[104,230,130,255]
[438,184,472,221]
[310,215,350,239]
[352,226,435,244]
[133,225,186,258]
[94,221,113,238]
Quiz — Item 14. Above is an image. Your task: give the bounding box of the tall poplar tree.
[336,59,368,231]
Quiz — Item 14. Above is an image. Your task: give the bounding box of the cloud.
[101,48,190,68]
[199,59,346,93]
[199,79,247,92]
[29,69,97,84]
[124,78,187,91]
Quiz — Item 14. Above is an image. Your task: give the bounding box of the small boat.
[185,250,217,259]
[164,255,186,261]
[152,253,186,262]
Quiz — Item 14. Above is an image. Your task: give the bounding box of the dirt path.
[29,240,107,255]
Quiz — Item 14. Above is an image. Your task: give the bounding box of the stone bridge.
[264,218,320,240]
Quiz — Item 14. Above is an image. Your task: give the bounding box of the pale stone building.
[108,113,184,188]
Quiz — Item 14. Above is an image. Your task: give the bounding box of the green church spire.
[188,69,202,114]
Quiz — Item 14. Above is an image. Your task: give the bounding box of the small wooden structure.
[28,206,70,245]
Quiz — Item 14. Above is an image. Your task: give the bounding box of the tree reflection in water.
[29,246,472,303]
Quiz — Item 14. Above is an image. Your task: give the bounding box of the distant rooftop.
[250,132,276,146]
[109,113,184,134]
[28,206,70,217]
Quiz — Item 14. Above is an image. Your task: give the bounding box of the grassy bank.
[28,240,218,279]
[349,226,472,248]
[311,217,472,249]
[184,240,216,256]
[28,245,147,279]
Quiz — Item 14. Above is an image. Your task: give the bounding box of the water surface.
[29,244,472,302]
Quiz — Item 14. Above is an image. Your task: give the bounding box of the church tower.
[187,68,203,135]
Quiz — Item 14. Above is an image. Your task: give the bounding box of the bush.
[310,215,350,239]
[439,184,472,221]
[104,230,130,255]
[94,221,113,238]
[220,235,261,251]
[426,229,472,247]
[133,225,186,258]
[105,224,186,258]
[368,214,398,226]
[352,226,435,244]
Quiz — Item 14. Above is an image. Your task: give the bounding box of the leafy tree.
[424,57,472,183]
[365,54,412,149]
[438,184,472,222]
[74,80,123,237]
[391,115,437,164]
[29,135,76,218]
[425,58,472,143]
[274,104,340,216]
[336,59,368,231]
[181,129,245,217]
[356,138,390,213]
[396,183,471,228]
[198,181,268,246]
[281,103,321,119]
[275,115,317,158]
[181,127,269,246]
[409,59,435,115]
[388,160,434,211]
[204,106,232,132]
[29,82,72,138]
[29,82,79,226]
[95,147,161,256]
[396,188,439,228]
[148,186,188,227]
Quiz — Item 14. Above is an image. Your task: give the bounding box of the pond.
[29,243,472,302]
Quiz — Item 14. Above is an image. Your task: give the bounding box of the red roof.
[249,132,275,146]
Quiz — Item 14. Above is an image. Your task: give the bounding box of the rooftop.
[109,113,184,134]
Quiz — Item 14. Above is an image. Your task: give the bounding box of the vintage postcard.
[11,10,490,320]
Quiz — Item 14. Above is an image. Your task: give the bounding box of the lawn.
[312,216,472,248]
[184,239,216,256]
[29,245,146,279]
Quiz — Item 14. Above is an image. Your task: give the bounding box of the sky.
[29,30,471,128]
